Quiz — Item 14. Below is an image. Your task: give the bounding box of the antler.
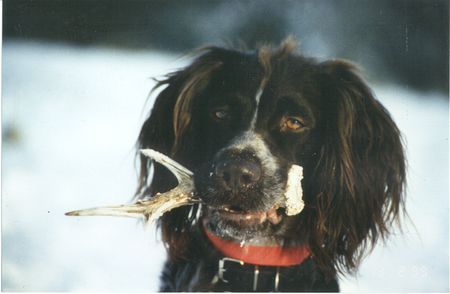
[66,149,305,223]
[65,149,200,223]
[284,164,305,215]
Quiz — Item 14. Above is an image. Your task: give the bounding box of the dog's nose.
[215,157,262,192]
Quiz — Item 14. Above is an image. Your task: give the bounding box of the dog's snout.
[215,157,262,193]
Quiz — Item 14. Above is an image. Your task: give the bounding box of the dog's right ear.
[135,77,179,197]
[136,49,223,197]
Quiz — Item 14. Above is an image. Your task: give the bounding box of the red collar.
[204,228,310,267]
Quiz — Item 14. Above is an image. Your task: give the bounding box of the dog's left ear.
[312,60,406,274]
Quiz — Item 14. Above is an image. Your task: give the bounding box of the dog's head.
[136,39,405,275]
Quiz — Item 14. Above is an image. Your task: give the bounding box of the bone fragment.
[284,164,305,215]
[65,149,199,223]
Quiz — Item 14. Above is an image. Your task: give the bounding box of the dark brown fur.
[136,39,406,291]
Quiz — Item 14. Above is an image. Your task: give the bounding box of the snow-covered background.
[1,41,448,292]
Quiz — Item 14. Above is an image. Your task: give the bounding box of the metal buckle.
[217,258,282,291]
[218,257,244,283]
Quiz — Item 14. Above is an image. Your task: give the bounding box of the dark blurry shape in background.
[3,0,449,94]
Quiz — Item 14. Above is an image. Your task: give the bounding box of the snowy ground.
[1,41,448,292]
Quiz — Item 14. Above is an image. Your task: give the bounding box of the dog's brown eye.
[282,116,305,132]
[287,118,302,129]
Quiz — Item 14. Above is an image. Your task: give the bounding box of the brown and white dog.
[136,39,406,292]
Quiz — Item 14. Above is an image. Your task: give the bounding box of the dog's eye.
[282,116,305,132]
[212,109,229,120]
[286,118,303,129]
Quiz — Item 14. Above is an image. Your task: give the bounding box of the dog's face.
[189,53,321,244]
[137,40,405,275]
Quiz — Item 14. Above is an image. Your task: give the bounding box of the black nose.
[215,156,262,193]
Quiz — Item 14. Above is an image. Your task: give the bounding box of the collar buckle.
[218,257,244,283]
[217,257,280,291]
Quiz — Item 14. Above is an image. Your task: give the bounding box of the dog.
[135,39,406,292]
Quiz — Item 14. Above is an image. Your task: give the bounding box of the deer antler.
[66,149,306,223]
[65,149,200,223]
[284,164,305,216]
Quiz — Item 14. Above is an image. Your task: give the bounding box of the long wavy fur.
[135,40,406,277]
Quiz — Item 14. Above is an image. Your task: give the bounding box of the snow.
[1,41,448,292]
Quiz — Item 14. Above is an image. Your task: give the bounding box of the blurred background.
[2,0,448,291]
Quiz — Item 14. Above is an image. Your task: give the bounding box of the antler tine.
[65,204,147,219]
[65,149,198,223]
[140,149,193,182]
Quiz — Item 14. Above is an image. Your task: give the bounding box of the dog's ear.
[135,77,179,197]
[136,50,223,197]
[312,60,406,275]
[135,49,224,261]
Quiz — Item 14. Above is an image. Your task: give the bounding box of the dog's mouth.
[202,203,293,244]
[207,205,285,226]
